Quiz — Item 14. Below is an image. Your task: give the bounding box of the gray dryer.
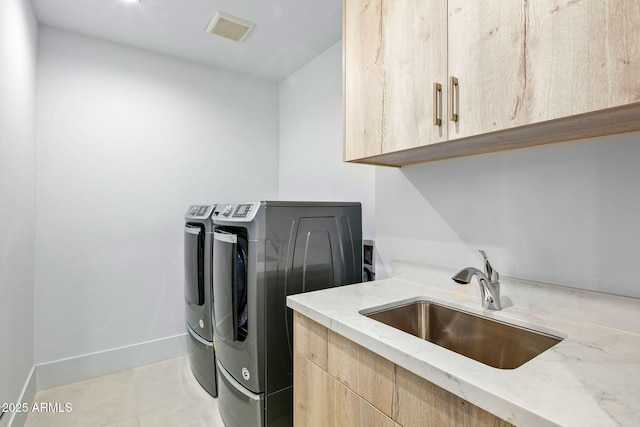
[211,201,362,427]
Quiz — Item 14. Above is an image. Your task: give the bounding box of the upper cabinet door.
[448,0,640,141]
[526,0,640,122]
[447,1,528,140]
[343,0,640,166]
[344,0,448,161]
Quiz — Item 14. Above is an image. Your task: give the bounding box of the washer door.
[184,223,205,306]
[213,230,248,343]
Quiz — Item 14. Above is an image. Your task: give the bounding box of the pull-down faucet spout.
[452,250,502,310]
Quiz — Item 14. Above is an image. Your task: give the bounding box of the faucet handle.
[479,249,499,282]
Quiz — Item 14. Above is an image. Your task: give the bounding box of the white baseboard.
[35,333,188,391]
[5,365,36,427]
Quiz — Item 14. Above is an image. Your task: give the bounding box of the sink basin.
[363,300,563,369]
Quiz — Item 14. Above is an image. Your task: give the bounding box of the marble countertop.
[287,274,640,426]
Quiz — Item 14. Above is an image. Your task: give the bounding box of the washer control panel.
[185,204,214,219]
[212,202,260,222]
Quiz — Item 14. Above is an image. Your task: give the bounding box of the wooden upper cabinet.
[449,0,640,140]
[344,0,640,166]
[525,0,640,121]
[447,1,528,139]
[344,0,448,161]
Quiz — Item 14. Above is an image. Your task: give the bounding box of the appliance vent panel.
[206,12,255,42]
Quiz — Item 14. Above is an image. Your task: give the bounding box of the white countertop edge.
[287,278,640,427]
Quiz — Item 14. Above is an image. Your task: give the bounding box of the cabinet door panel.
[344,0,385,160]
[448,1,527,139]
[527,0,640,122]
[294,352,399,427]
[381,0,448,154]
[344,0,447,161]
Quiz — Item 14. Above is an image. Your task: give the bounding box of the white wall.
[283,40,640,300]
[279,42,375,239]
[34,27,279,365]
[375,132,640,298]
[0,0,38,421]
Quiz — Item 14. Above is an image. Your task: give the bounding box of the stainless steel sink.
[363,300,563,369]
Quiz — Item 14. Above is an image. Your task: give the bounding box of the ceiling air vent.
[206,11,255,42]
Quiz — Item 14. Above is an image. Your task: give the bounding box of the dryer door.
[213,230,248,343]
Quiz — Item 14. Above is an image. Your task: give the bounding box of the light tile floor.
[23,356,224,427]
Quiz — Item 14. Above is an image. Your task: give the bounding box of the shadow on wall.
[376,132,640,298]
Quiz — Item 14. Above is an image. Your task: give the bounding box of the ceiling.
[31,0,343,82]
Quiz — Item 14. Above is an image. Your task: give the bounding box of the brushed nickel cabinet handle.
[450,76,459,122]
[433,82,442,126]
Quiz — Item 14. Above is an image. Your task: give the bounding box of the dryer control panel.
[212,202,260,222]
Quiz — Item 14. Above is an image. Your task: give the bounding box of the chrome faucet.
[452,250,502,310]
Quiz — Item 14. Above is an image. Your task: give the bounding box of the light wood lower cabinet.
[294,352,400,427]
[293,312,513,426]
